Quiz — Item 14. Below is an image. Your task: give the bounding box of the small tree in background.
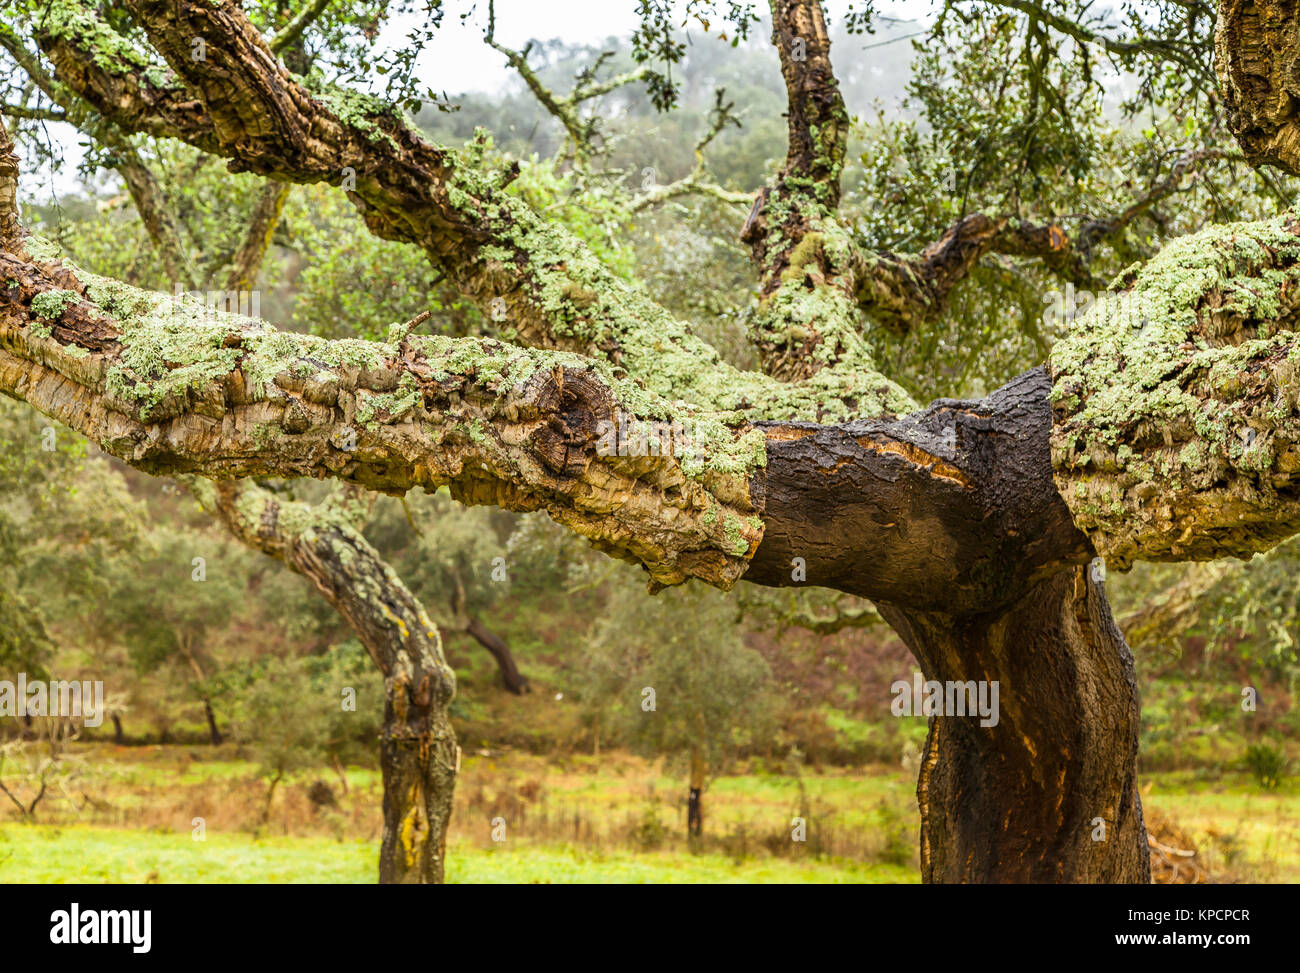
[236,656,331,823]
[102,530,247,745]
[579,576,774,838]
[305,639,386,794]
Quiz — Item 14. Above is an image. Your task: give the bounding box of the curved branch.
[188,475,458,883]
[269,0,333,56]
[855,149,1232,337]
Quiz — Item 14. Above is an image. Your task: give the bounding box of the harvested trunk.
[748,367,1149,882]
[879,567,1149,883]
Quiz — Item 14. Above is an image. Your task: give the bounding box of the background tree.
[580,577,775,837]
[102,527,247,745]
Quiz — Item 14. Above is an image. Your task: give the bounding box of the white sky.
[392,0,937,95]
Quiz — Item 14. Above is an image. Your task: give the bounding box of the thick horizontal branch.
[0,240,766,589]
[0,222,1090,611]
[746,367,1094,613]
[30,7,222,153]
[27,0,912,423]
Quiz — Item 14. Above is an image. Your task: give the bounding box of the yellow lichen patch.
[399,782,429,869]
[379,601,411,640]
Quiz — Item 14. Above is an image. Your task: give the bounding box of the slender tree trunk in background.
[262,770,282,824]
[450,568,529,694]
[111,713,125,745]
[465,617,530,694]
[223,180,291,293]
[310,539,458,884]
[200,700,222,747]
[878,567,1149,883]
[330,754,350,795]
[179,639,223,746]
[197,481,459,884]
[687,748,706,838]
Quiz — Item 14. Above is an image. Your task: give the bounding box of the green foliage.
[284,184,457,341]
[577,577,775,783]
[236,656,333,783]
[1243,743,1288,791]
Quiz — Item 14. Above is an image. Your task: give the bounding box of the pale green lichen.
[30,289,78,320]
[445,136,916,430]
[1050,214,1300,563]
[300,75,402,150]
[37,0,176,87]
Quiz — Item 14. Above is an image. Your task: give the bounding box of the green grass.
[4,748,1297,883]
[0,825,915,884]
[0,825,374,883]
[447,843,916,883]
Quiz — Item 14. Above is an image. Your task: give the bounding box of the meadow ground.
[0,746,1295,883]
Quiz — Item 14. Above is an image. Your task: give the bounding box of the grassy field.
[0,826,915,883]
[0,746,1295,883]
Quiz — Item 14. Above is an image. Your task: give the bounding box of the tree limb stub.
[748,368,1094,614]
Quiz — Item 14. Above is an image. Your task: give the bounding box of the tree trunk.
[331,753,349,796]
[178,638,222,745]
[262,771,282,824]
[465,616,530,694]
[687,748,706,838]
[111,713,124,745]
[878,566,1149,883]
[195,480,459,884]
[201,698,223,747]
[379,703,459,885]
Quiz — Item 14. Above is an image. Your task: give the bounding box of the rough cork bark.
[194,479,458,883]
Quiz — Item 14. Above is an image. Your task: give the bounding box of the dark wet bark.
[879,568,1149,883]
[749,368,1148,882]
[747,368,1093,611]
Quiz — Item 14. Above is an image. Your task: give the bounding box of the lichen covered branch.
[0,236,767,589]
[1051,214,1300,566]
